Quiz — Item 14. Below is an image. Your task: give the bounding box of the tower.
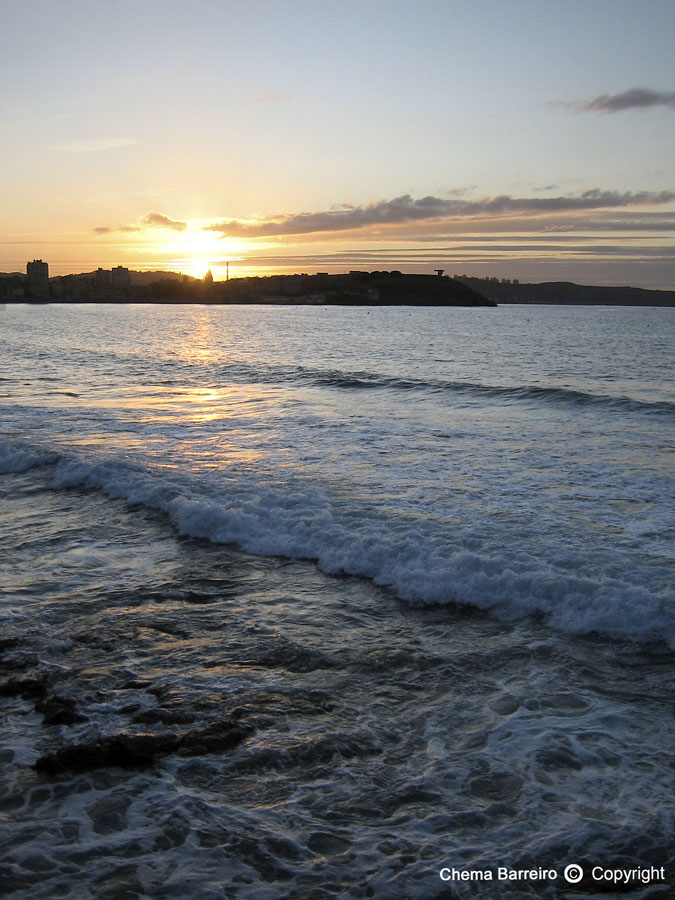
[26,259,49,299]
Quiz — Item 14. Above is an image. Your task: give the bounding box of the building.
[0,275,25,300]
[111,266,130,289]
[26,259,49,299]
[95,268,111,288]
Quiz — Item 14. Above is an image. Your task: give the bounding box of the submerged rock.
[0,676,48,699]
[0,638,20,652]
[34,718,253,774]
[35,695,86,727]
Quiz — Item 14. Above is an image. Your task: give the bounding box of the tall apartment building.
[26,259,49,299]
[111,266,130,289]
[95,267,111,288]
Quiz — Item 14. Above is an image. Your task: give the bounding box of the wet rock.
[19,853,57,874]
[60,821,80,842]
[35,695,86,726]
[0,676,48,699]
[230,732,379,775]
[27,787,51,807]
[0,656,33,672]
[71,632,114,651]
[536,745,583,771]
[34,718,253,774]
[489,693,520,716]
[120,679,152,690]
[146,684,173,700]
[88,795,131,835]
[468,772,523,802]
[307,832,351,856]
[0,638,20,652]
[91,861,145,899]
[132,708,195,725]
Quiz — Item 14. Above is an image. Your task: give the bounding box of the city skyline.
[2,0,675,288]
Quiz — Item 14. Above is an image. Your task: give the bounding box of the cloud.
[93,224,140,235]
[557,87,675,114]
[141,212,187,231]
[56,138,139,153]
[204,190,675,238]
[94,212,187,234]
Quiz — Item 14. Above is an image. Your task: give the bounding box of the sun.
[187,257,210,279]
[161,226,247,281]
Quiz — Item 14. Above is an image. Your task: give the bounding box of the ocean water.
[0,301,673,899]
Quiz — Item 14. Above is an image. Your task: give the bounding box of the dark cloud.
[204,191,675,238]
[559,87,675,113]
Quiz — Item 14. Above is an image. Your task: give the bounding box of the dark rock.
[0,638,20,652]
[468,772,523,802]
[35,695,86,727]
[88,795,131,835]
[0,653,39,671]
[34,718,253,774]
[0,676,48,699]
[146,685,172,700]
[132,708,195,725]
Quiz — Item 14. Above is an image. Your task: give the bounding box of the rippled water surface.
[1,302,673,898]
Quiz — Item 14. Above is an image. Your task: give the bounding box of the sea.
[0,301,673,900]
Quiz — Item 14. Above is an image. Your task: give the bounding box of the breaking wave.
[2,438,673,649]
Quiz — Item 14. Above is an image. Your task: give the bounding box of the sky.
[2,0,675,287]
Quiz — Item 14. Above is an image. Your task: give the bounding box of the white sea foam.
[31,448,672,648]
[0,440,55,473]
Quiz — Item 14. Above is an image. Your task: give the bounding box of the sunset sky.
[2,0,675,287]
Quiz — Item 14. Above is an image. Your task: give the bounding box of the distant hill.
[127,270,197,286]
[3,269,674,306]
[456,277,675,307]
[44,269,195,286]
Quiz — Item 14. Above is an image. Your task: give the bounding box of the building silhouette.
[26,259,49,299]
[111,266,130,289]
[95,267,111,288]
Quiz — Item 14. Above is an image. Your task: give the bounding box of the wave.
[2,438,673,650]
[0,441,57,473]
[301,371,675,416]
[206,361,674,416]
[35,342,673,415]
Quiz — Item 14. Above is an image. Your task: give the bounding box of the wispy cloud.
[93,224,140,235]
[203,191,675,239]
[94,212,187,235]
[141,212,187,231]
[56,138,139,153]
[556,87,675,114]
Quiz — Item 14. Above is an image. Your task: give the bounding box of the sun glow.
[161,226,248,280]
